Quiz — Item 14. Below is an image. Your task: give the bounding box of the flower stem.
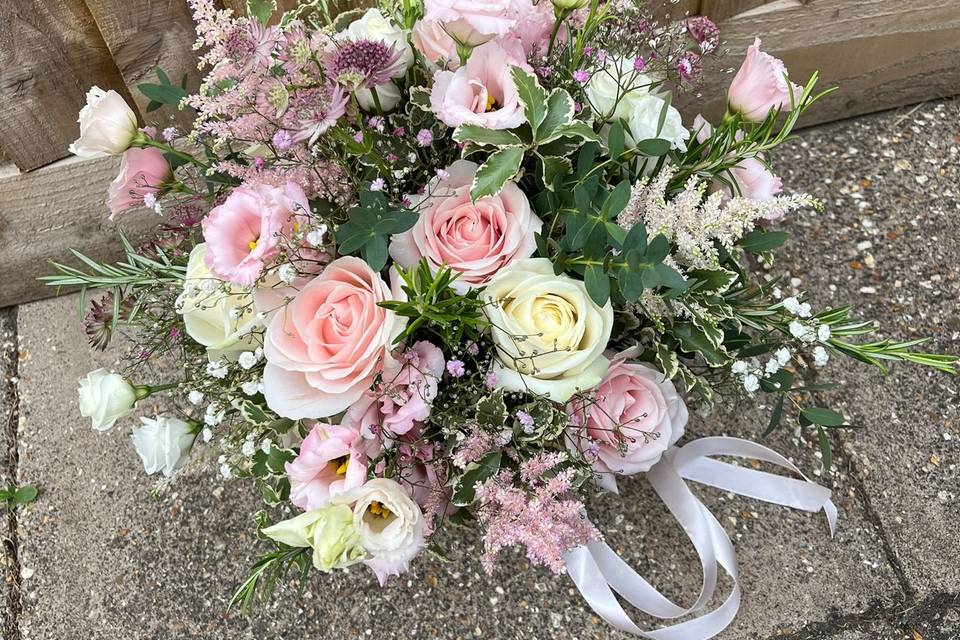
[133,132,209,171]
[133,382,180,400]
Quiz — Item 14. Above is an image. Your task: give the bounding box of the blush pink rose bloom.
[261,256,406,419]
[201,182,309,286]
[727,38,803,121]
[341,340,446,439]
[693,115,782,204]
[286,422,368,510]
[390,160,541,291]
[424,0,517,39]
[430,40,528,130]
[566,350,688,492]
[106,147,172,218]
[412,19,459,67]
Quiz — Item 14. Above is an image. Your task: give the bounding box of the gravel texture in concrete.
[6,98,960,640]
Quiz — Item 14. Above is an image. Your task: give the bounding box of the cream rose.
[78,368,138,431]
[130,415,196,478]
[483,258,613,402]
[175,243,262,361]
[333,478,425,585]
[68,87,139,158]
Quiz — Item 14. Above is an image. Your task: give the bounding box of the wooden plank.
[700,0,773,22]
[83,0,201,131]
[650,0,701,20]
[0,0,132,171]
[0,156,161,307]
[679,0,960,126]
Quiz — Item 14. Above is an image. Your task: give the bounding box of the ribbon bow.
[564,436,837,640]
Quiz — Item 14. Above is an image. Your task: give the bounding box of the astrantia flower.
[223,19,279,76]
[284,85,349,145]
[83,293,127,351]
[326,39,404,90]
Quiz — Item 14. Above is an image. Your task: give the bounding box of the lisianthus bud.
[68,87,139,158]
[550,0,589,13]
[262,504,367,571]
[727,38,803,121]
[130,415,197,477]
[78,369,138,431]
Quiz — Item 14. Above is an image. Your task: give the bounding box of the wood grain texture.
[0,0,131,171]
[680,0,960,126]
[0,156,160,307]
[84,0,201,130]
[699,0,774,22]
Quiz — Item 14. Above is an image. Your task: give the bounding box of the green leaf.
[232,398,274,425]
[817,426,832,471]
[136,83,187,107]
[688,268,739,295]
[672,321,729,366]
[544,121,600,144]
[618,269,643,301]
[539,155,572,187]
[453,125,523,147]
[584,265,610,306]
[476,389,507,428]
[801,407,846,427]
[608,121,625,160]
[470,146,524,201]
[655,263,687,290]
[623,222,648,253]
[361,234,389,271]
[247,0,277,24]
[739,230,790,253]
[764,395,785,436]
[538,89,576,141]
[510,66,548,133]
[645,234,670,264]
[602,180,631,219]
[13,485,38,505]
[634,137,672,157]
[453,453,502,506]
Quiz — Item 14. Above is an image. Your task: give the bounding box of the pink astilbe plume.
[476,453,599,574]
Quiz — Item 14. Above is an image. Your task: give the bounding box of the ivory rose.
[483,258,614,402]
[389,160,542,291]
[727,38,803,121]
[286,422,369,510]
[201,181,309,286]
[566,352,688,492]
[429,40,528,130]
[78,369,138,431]
[175,243,262,360]
[332,478,425,585]
[106,147,172,218]
[261,256,405,419]
[69,87,139,158]
[131,415,196,478]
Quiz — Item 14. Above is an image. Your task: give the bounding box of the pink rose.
[424,0,517,39]
[286,422,368,510]
[412,19,458,67]
[342,340,446,439]
[261,256,405,419]
[566,351,688,492]
[106,147,172,218]
[693,114,782,203]
[430,40,528,130]
[727,38,803,121]
[389,160,542,291]
[201,182,309,286]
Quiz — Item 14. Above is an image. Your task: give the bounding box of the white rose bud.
[130,415,196,477]
[332,478,425,585]
[78,369,138,431]
[483,258,614,402]
[68,87,139,158]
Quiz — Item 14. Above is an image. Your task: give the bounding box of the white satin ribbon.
[564,436,837,640]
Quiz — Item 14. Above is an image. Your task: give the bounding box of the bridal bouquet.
[48,0,957,636]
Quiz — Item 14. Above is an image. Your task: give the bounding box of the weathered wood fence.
[1,0,959,305]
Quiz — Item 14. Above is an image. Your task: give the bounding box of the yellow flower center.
[333,456,349,475]
[485,93,497,112]
[368,500,391,519]
[248,239,258,251]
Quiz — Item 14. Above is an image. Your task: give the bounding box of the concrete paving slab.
[0,309,19,638]
[12,293,899,640]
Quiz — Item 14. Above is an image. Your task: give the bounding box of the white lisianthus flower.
[176,244,262,361]
[586,59,688,152]
[68,87,139,158]
[483,258,614,402]
[262,504,367,572]
[130,415,196,477]
[332,478,425,585]
[342,9,413,112]
[78,369,138,431]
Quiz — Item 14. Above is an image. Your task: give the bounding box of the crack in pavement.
[1,307,23,640]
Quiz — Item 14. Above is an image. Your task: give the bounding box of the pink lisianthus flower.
[201,181,310,286]
[727,38,803,121]
[106,147,172,218]
[424,0,517,40]
[286,422,368,510]
[565,349,688,492]
[412,19,459,68]
[342,340,446,439]
[389,160,542,291]
[260,257,406,419]
[429,40,528,130]
[693,115,782,203]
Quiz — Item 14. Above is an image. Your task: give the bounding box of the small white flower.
[817,324,832,342]
[241,380,261,396]
[241,438,256,457]
[789,320,815,342]
[202,427,213,442]
[742,374,760,393]
[731,360,749,375]
[797,302,812,318]
[278,263,297,284]
[237,351,259,370]
[206,361,229,379]
[765,358,781,374]
[306,224,329,247]
[204,403,225,426]
[220,463,233,479]
[812,346,830,367]
[782,297,801,315]
[773,287,783,299]
[187,390,205,406]
[775,347,791,365]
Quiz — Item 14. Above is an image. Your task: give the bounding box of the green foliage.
[0,484,38,507]
[247,0,277,24]
[470,147,525,200]
[138,67,189,112]
[378,259,488,346]
[334,191,418,270]
[230,543,311,615]
[452,452,501,506]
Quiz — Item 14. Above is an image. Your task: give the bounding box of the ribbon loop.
[565,436,837,640]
